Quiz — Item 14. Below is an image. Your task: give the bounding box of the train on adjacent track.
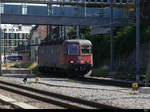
[38,39,93,77]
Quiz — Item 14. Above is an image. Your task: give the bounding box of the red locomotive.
[38,39,93,77]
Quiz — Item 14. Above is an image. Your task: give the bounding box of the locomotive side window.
[67,44,79,55]
[81,45,91,54]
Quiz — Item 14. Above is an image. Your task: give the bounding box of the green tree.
[67,27,76,39]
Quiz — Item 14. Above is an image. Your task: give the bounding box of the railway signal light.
[132,83,139,89]
[35,77,40,82]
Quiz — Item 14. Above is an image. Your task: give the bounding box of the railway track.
[36,72,138,88]
[72,77,132,88]
[76,76,148,88]
[0,102,16,109]
[2,68,146,88]
[39,73,147,88]
[0,80,119,109]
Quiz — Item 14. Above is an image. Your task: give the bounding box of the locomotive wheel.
[38,67,44,73]
[64,70,74,78]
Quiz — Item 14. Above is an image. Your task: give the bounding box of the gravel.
[0,87,65,109]
[0,102,14,109]
[0,73,150,109]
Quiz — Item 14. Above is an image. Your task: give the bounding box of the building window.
[9,33,15,39]
[35,38,38,44]
[19,34,23,39]
[18,26,22,31]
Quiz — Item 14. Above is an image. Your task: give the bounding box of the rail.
[0,80,119,109]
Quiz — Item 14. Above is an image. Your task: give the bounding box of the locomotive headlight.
[80,60,84,64]
[70,60,74,64]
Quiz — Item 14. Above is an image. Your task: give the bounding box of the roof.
[64,39,92,45]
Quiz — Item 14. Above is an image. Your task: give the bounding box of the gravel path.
[0,73,150,109]
[0,102,14,109]
[0,88,64,109]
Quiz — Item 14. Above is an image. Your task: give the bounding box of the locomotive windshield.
[81,45,91,54]
[67,44,79,55]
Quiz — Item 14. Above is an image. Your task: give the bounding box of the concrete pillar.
[22,3,27,15]
[59,26,62,39]
[48,4,53,16]
[0,3,4,14]
[62,26,65,39]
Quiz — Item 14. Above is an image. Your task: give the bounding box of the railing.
[1,0,135,7]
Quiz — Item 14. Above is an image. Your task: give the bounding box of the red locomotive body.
[38,39,93,77]
[64,40,93,75]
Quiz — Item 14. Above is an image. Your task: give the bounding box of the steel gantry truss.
[1,0,135,8]
[0,0,135,26]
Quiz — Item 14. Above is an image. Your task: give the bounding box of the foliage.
[67,27,76,39]
[92,65,109,77]
[114,25,136,58]
[27,62,38,70]
[83,24,150,68]
[83,28,110,66]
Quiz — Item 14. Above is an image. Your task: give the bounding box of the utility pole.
[3,29,6,64]
[85,0,86,17]
[76,25,80,39]
[110,0,114,74]
[0,1,2,76]
[136,0,140,82]
[145,44,150,86]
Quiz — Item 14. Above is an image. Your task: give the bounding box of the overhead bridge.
[1,0,135,8]
[0,0,135,26]
[1,14,133,26]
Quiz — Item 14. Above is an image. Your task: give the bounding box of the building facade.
[1,24,33,63]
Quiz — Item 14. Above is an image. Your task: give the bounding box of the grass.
[27,62,38,70]
[91,65,146,80]
[92,65,109,77]
[2,62,20,67]
[9,62,38,70]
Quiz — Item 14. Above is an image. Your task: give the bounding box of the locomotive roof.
[64,39,92,45]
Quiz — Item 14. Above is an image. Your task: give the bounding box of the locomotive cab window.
[81,45,91,54]
[67,44,79,55]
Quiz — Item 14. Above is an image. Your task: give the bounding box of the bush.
[83,24,150,68]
